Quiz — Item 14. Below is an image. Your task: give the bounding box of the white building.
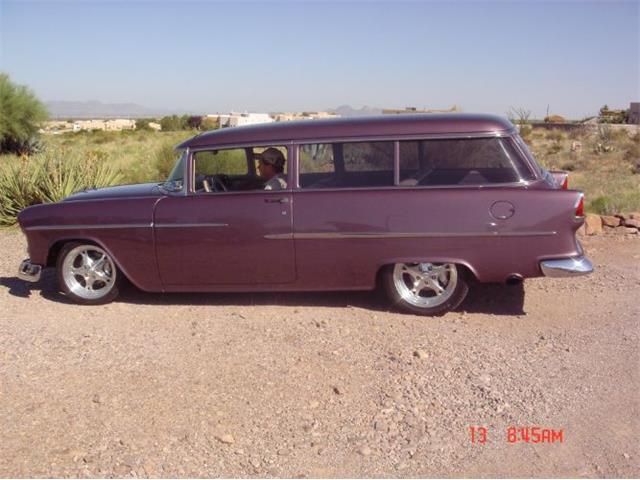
[207,112,274,128]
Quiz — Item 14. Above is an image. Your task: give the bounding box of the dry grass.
[527,126,640,214]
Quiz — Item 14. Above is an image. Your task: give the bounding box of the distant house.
[105,119,136,131]
[273,111,340,122]
[74,120,106,131]
[207,112,274,128]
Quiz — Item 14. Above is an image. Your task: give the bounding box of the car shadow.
[0,270,525,316]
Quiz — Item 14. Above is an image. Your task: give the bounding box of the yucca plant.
[0,157,44,225]
[0,148,122,225]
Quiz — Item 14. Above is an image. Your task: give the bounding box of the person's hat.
[257,147,285,169]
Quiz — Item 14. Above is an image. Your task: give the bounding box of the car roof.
[177,113,515,149]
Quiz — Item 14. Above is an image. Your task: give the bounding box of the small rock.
[623,219,640,228]
[623,452,630,460]
[332,386,343,395]
[584,214,603,235]
[358,446,372,456]
[600,215,620,227]
[413,349,428,360]
[215,434,235,444]
[91,394,101,404]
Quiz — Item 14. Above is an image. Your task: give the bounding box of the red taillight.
[575,195,584,218]
[561,176,568,190]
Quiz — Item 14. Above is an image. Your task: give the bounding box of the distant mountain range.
[327,105,383,116]
[45,100,384,119]
[45,101,175,119]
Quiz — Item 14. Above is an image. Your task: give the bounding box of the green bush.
[588,196,616,215]
[151,142,181,180]
[0,74,48,154]
[0,148,122,225]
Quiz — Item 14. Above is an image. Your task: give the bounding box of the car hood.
[64,182,164,202]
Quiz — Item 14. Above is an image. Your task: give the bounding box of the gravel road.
[0,229,638,478]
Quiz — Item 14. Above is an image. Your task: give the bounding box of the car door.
[153,147,295,287]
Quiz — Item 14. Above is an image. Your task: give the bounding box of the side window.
[299,141,394,189]
[398,137,533,186]
[193,146,288,193]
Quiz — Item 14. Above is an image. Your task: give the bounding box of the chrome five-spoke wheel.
[383,262,469,316]
[57,243,121,304]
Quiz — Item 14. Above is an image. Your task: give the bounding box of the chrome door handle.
[264,197,289,204]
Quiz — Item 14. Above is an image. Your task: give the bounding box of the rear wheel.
[382,262,468,316]
[57,243,121,305]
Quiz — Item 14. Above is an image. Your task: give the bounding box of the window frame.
[186,142,294,196]
[293,132,539,191]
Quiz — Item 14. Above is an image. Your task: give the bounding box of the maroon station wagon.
[17,114,593,315]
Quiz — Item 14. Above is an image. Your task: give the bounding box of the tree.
[506,106,531,125]
[0,73,48,154]
[187,115,203,130]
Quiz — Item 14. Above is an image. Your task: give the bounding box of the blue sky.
[1,0,638,118]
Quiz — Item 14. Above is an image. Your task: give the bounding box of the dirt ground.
[0,229,638,478]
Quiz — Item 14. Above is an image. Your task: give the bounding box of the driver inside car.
[256,148,287,191]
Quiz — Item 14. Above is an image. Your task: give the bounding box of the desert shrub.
[0,74,48,154]
[201,117,219,131]
[592,125,616,154]
[151,142,180,180]
[545,129,565,142]
[160,115,190,131]
[135,118,155,131]
[547,141,563,155]
[560,161,576,171]
[519,125,532,143]
[588,196,615,215]
[568,125,589,140]
[0,148,122,225]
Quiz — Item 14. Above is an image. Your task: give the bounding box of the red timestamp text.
[469,426,564,444]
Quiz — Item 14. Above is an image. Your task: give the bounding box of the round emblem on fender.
[490,201,515,220]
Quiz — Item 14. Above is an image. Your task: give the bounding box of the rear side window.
[399,137,534,186]
[299,141,394,189]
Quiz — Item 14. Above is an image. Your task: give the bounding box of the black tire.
[382,262,469,316]
[56,242,121,305]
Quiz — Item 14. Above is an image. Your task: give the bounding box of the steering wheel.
[209,174,229,192]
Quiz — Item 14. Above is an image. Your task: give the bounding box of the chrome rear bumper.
[18,259,42,282]
[540,255,593,277]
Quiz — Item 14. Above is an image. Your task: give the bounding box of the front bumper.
[18,259,42,282]
[540,255,594,277]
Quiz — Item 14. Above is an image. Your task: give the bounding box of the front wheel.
[382,262,469,316]
[57,243,121,305]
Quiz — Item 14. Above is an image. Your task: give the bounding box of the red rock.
[600,215,620,227]
[585,214,603,235]
[623,219,640,228]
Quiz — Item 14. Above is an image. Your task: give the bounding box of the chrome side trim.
[18,259,42,282]
[540,255,593,277]
[25,223,152,231]
[264,231,557,240]
[154,223,229,228]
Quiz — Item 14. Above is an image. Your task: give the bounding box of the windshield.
[167,151,185,182]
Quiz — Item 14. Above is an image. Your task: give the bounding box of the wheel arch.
[46,237,137,288]
[375,257,479,288]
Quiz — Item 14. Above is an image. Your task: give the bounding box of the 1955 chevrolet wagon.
[17,114,593,315]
